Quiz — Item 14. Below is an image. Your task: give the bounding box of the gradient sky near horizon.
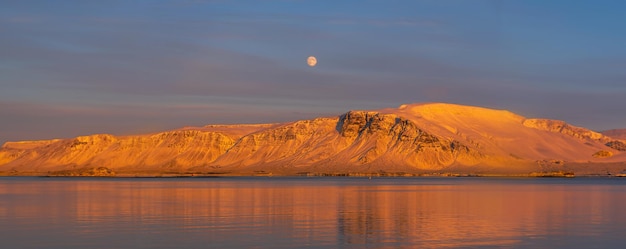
[2,0,626,144]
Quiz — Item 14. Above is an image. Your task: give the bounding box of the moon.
[307,56,317,67]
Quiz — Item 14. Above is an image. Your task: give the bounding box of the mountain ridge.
[1,103,625,176]
[602,129,626,140]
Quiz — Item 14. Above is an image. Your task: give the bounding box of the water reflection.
[1,178,625,248]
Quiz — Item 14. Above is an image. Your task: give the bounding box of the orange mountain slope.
[1,103,624,176]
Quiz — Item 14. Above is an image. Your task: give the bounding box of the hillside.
[1,103,625,176]
[603,129,626,140]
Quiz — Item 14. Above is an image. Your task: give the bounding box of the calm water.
[1,177,626,249]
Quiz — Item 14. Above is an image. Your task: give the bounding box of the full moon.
[307,56,317,67]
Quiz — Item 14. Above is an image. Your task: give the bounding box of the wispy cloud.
[327,17,442,28]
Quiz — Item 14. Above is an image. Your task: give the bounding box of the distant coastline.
[3,164,626,178]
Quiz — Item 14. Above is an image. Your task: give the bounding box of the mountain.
[1,103,625,176]
[602,129,626,140]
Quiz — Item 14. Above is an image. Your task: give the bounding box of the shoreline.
[2,171,624,178]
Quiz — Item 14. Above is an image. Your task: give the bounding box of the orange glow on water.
[3,178,624,248]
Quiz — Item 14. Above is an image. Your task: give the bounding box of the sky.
[1,0,626,144]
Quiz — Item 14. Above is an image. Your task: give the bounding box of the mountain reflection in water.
[1,177,625,248]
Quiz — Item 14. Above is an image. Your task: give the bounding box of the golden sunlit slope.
[203,112,481,174]
[0,125,270,174]
[1,103,624,176]
[384,103,625,163]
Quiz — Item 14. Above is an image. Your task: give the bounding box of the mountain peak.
[393,102,523,121]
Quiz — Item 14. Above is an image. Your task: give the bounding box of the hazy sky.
[2,0,626,144]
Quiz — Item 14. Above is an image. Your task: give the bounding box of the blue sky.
[1,0,625,143]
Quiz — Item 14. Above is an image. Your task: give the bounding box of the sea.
[1,176,625,249]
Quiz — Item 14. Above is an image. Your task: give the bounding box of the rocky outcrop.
[332,111,480,168]
[522,119,607,142]
[592,150,613,158]
[606,141,626,151]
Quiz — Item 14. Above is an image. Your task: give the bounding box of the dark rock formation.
[606,141,626,151]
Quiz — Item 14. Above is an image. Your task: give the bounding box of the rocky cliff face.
[522,119,626,154]
[0,110,480,174]
[0,130,237,173]
[522,119,607,142]
[207,111,480,172]
[1,103,624,175]
[332,111,481,169]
